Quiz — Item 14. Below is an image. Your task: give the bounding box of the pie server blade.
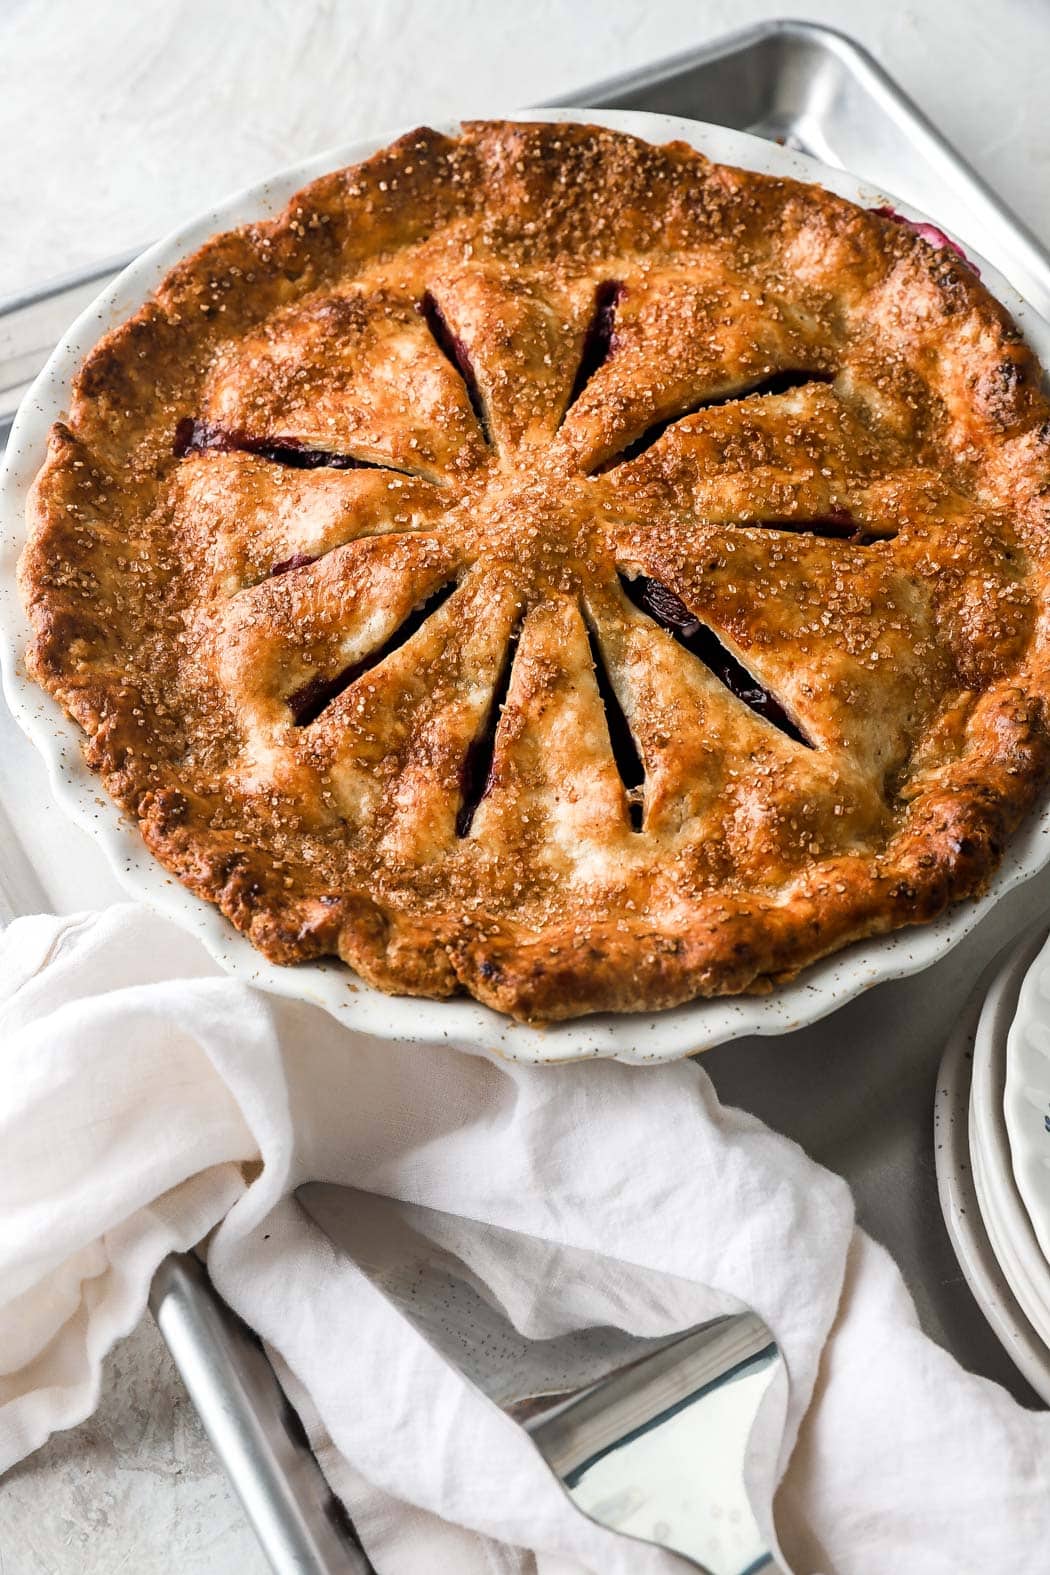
[296,1182,785,1574]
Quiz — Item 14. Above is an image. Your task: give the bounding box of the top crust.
[19,120,1050,1022]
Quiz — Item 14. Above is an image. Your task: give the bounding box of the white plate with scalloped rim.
[935,938,1050,1405]
[1004,932,1050,1265]
[967,924,1050,1354]
[4,108,1050,1065]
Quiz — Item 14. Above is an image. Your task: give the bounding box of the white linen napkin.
[3,903,1050,1573]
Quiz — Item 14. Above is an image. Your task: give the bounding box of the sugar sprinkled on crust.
[19,121,1050,1021]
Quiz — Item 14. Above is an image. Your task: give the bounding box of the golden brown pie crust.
[19,121,1050,1022]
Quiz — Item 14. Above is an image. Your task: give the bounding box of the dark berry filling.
[418,292,491,442]
[871,207,978,274]
[600,370,834,471]
[620,574,812,747]
[174,418,400,472]
[288,580,457,726]
[270,552,318,577]
[726,507,895,547]
[456,627,521,837]
[565,280,625,413]
[586,621,645,831]
[744,507,891,545]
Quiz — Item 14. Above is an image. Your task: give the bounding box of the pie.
[19,120,1050,1022]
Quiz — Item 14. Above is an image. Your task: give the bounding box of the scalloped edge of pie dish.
[4,108,1050,1064]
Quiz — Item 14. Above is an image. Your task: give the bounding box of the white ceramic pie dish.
[3,108,1050,1064]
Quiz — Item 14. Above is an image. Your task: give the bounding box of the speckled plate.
[1004,932,1050,1263]
[935,933,1050,1404]
[4,108,1050,1063]
[968,925,1050,1358]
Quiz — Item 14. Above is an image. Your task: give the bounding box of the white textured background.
[2,0,1050,1570]
[1,0,1050,301]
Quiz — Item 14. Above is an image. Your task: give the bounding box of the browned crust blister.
[19,120,1050,1023]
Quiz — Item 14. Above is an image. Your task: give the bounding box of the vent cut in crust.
[19,121,1050,1022]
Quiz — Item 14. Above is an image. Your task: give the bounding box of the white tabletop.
[3,1,1049,1569]
[2,0,1049,305]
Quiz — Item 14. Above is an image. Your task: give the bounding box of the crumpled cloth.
[3,902,1049,1573]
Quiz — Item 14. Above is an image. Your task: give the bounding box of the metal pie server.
[296,1183,785,1574]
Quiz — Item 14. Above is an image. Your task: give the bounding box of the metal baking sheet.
[556,19,1050,318]
[3,18,1050,1573]
[4,20,1049,455]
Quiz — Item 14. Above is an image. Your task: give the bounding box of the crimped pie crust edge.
[19,119,1050,1022]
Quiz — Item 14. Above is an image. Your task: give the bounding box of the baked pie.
[20,121,1050,1022]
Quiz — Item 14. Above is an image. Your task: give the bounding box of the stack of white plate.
[936,926,1050,1402]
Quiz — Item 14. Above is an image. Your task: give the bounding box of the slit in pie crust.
[19,121,1050,1022]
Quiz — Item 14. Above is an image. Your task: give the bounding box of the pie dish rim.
[4,106,1050,1063]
